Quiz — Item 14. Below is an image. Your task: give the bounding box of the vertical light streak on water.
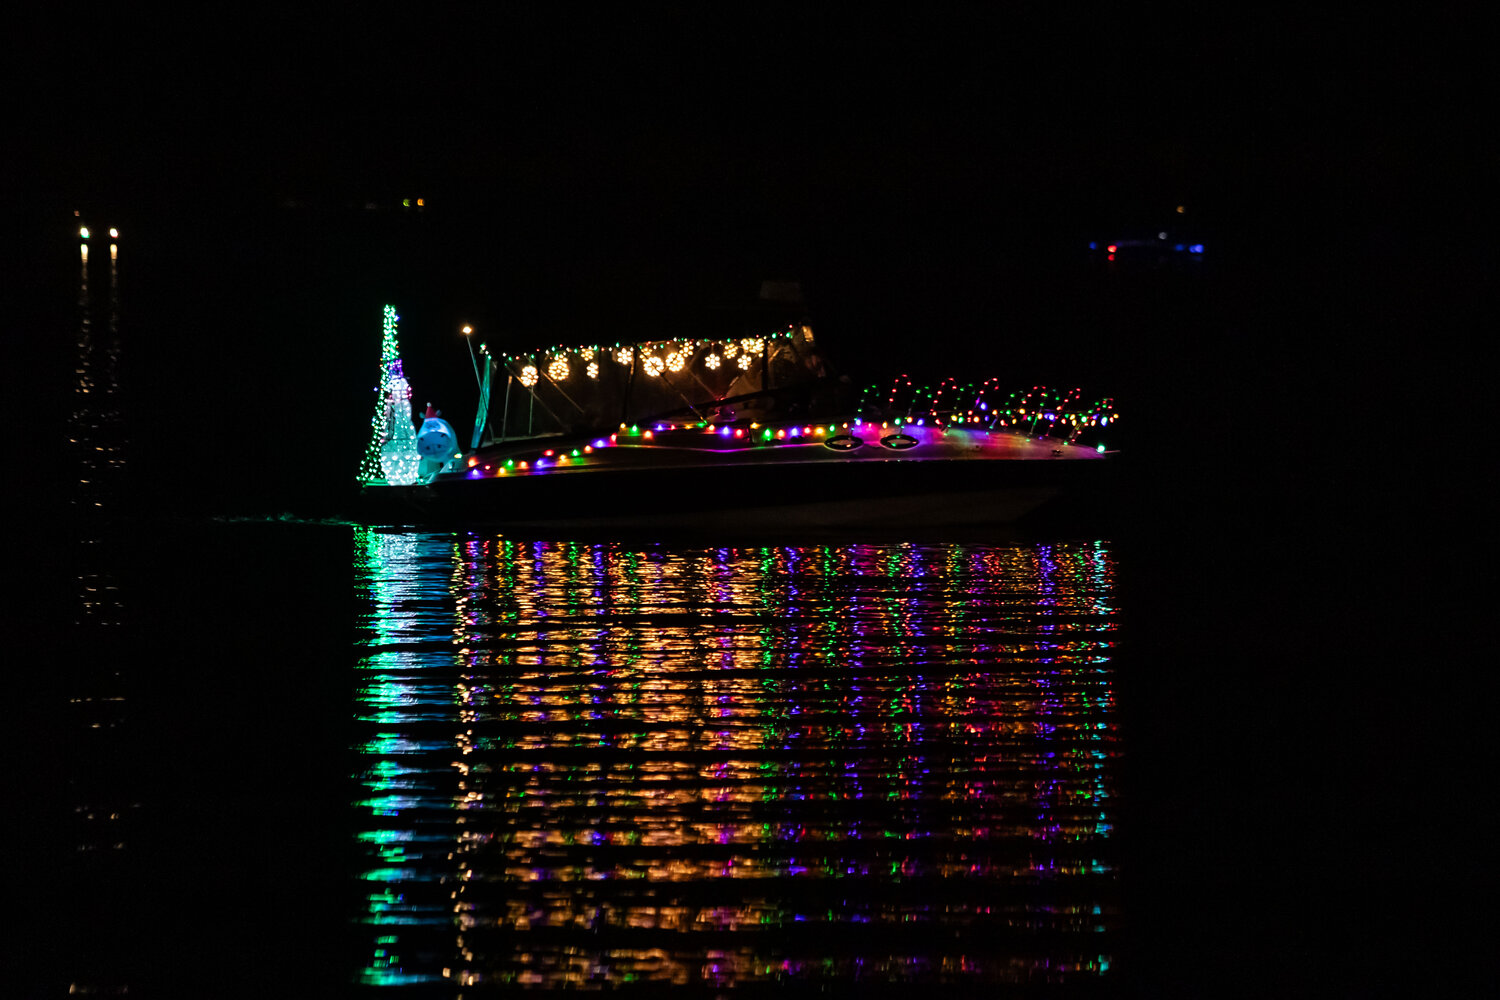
[352,535,1121,990]
[104,229,123,465]
[68,220,125,626]
[72,227,95,513]
[63,220,134,998]
[352,529,463,986]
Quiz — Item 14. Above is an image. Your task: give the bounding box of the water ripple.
[352,533,1120,989]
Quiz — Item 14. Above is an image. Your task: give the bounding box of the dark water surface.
[350,532,1121,992]
[30,523,1126,997]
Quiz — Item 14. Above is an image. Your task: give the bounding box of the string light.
[859,378,1116,440]
[453,403,1119,483]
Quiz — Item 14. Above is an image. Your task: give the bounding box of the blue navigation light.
[1088,241,1097,250]
[1189,244,1204,253]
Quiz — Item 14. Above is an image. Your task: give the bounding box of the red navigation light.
[1106,245,1117,253]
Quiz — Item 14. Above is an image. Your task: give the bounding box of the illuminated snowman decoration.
[415,405,460,480]
[378,378,422,485]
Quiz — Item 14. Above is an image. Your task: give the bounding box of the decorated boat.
[356,304,1118,530]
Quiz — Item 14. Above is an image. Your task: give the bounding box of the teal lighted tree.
[357,305,419,485]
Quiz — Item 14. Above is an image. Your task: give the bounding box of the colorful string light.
[860,379,1116,438]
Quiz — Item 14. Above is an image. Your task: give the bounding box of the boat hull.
[359,453,1109,531]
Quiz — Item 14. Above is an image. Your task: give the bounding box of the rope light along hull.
[356,321,1118,529]
[361,420,1114,530]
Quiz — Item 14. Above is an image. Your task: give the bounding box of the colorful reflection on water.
[353,531,1121,990]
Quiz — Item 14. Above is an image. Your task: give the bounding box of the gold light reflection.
[355,535,1121,989]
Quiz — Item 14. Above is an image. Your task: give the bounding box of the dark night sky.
[6,9,1479,506]
[4,8,1481,515]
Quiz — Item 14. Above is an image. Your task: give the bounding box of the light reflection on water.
[353,531,1121,990]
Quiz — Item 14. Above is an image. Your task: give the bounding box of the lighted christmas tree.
[357,305,421,485]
